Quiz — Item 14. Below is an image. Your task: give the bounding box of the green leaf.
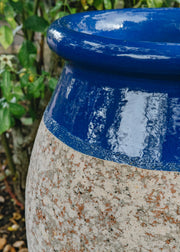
[24,1,33,15]
[87,0,94,5]
[0,26,13,49]
[21,117,33,125]
[56,12,69,19]
[49,77,57,91]
[20,73,29,87]
[6,17,16,29]
[4,4,16,29]
[18,40,37,68]
[93,0,104,9]
[9,0,23,13]
[0,0,5,14]
[13,83,24,98]
[0,107,13,134]
[104,0,112,9]
[1,71,11,100]
[9,102,26,118]
[28,75,44,98]
[70,8,77,14]
[146,0,163,7]
[24,15,49,33]
[50,2,63,17]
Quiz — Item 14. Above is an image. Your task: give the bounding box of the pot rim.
[47,8,180,78]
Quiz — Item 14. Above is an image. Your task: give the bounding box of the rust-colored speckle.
[69,230,77,234]
[54,198,58,204]
[161,175,166,180]
[145,233,154,237]
[81,234,89,245]
[52,146,56,153]
[170,184,176,194]
[36,209,46,221]
[77,204,84,217]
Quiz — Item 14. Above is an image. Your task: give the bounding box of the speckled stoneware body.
[26,8,180,251]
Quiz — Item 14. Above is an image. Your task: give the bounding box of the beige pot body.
[26,119,180,251]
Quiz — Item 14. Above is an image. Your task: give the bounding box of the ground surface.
[0,150,28,252]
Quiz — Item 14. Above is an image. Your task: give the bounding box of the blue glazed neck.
[47,8,180,79]
[46,9,180,171]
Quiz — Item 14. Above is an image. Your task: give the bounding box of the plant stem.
[34,0,41,15]
[21,0,29,40]
[1,132,16,176]
[38,7,45,71]
[133,0,142,8]
[4,178,24,209]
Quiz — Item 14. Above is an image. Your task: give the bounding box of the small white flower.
[0,54,15,71]
[10,96,17,103]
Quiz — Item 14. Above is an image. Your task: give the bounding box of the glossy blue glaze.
[46,9,180,171]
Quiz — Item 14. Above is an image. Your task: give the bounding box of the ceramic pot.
[26,8,180,251]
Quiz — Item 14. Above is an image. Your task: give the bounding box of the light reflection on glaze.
[116,54,170,60]
[94,12,147,32]
[107,90,167,160]
[108,91,151,158]
[87,87,113,144]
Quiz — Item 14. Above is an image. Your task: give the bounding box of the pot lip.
[47,8,180,77]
